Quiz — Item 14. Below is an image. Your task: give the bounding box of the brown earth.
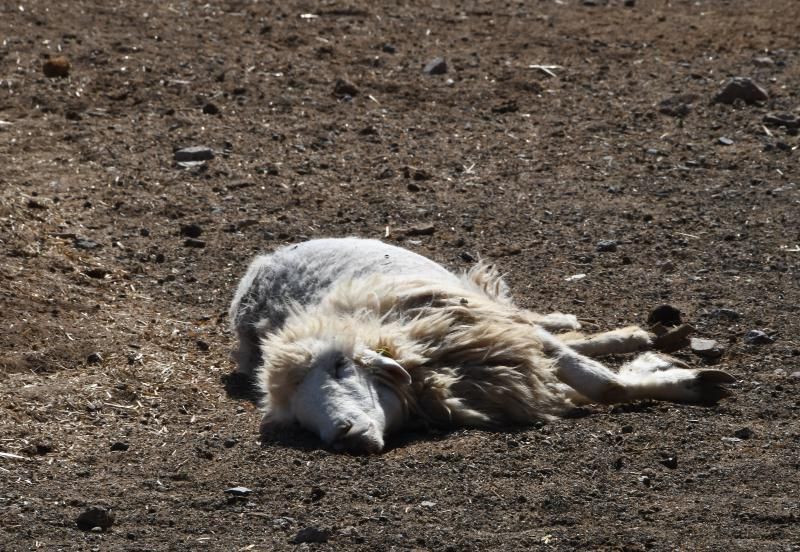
[1,0,799,550]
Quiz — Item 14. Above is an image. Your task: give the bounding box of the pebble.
[196,339,210,351]
[713,77,768,104]
[752,56,775,67]
[174,146,214,162]
[406,224,435,236]
[74,237,102,250]
[420,500,437,508]
[763,112,800,129]
[224,486,252,497]
[85,268,110,279]
[657,94,697,117]
[690,338,724,358]
[647,304,682,327]
[43,56,70,78]
[744,329,775,345]
[789,371,800,380]
[710,307,740,320]
[86,352,103,364]
[202,102,220,115]
[423,57,448,75]
[659,455,678,469]
[717,136,734,146]
[733,427,754,440]
[183,238,206,248]
[333,78,359,97]
[596,239,618,252]
[290,526,330,544]
[110,442,129,452]
[76,506,114,531]
[179,223,203,238]
[381,43,397,54]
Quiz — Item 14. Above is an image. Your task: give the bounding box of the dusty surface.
[1,0,799,550]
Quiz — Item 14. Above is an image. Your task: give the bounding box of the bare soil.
[1,1,799,550]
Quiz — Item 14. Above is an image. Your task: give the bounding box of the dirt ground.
[1,0,799,549]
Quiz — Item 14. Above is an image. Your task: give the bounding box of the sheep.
[230,237,734,453]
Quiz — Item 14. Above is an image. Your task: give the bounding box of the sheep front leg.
[559,326,653,357]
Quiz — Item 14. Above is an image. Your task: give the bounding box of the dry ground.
[1,0,799,550]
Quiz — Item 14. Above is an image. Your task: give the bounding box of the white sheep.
[230,238,733,453]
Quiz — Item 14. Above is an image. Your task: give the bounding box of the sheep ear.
[363,349,412,386]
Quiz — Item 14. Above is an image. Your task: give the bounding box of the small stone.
[110,442,129,452]
[423,57,448,75]
[381,43,397,54]
[139,228,150,237]
[717,137,734,146]
[744,329,775,345]
[690,338,724,358]
[310,487,326,501]
[596,240,618,252]
[763,112,800,129]
[657,94,697,117]
[85,268,110,279]
[333,78,359,97]
[459,251,476,263]
[733,427,754,440]
[183,238,206,248]
[624,0,635,6]
[659,455,678,469]
[752,56,775,67]
[86,352,103,364]
[789,371,800,380]
[647,305,682,327]
[179,223,203,238]
[76,506,114,531]
[620,425,634,434]
[224,486,252,497]
[406,224,435,236]
[710,308,740,320]
[290,526,330,544]
[223,438,238,448]
[420,500,437,508]
[74,237,102,250]
[202,102,220,115]
[43,56,70,78]
[713,77,768,105]
[174,146,214,162]
[196,339,210,352]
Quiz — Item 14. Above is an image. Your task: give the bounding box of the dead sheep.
[229,238,733,453]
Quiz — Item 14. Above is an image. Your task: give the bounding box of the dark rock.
[291,526,330,544]
[744,329,775,345]
[110,442,129,452]
[223,438,238,448]
[423,57,448,75]
[690,338,724,358]
[406,224,435,236]
[183,238,206,248]
[139,228,150,237]
[647,305,682,327]
[381,43,397,54]
[713,77,768,105]
[196,339,210,352]
[84,268,110,279]
[763,112,800,129]
[202,102,220,115]
[710,308,740,320]
[460,251,476,263]
[76,506,114,531]
[733,427,754,440]
[224,486,252,497]
[657,94,697,117]
[624,0,635,6]
[333,78,359,97]
[86,352,103,364]
[717,137,734,146]
[179,223,203,238]
[74,237,102,250]
[310,486,326,501]
[596,240,618,252]
[659,455,678,469]
[174,146,214,162]
[43,56,70,78]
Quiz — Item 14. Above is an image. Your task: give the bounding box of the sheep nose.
[331,425,383,455]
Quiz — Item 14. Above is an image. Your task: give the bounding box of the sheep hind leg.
[559,326,653,357]
[535,327,734,405]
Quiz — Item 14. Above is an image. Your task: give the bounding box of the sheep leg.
[532,312,582,331]
[558,326,652,357]
[535,327,733,405]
